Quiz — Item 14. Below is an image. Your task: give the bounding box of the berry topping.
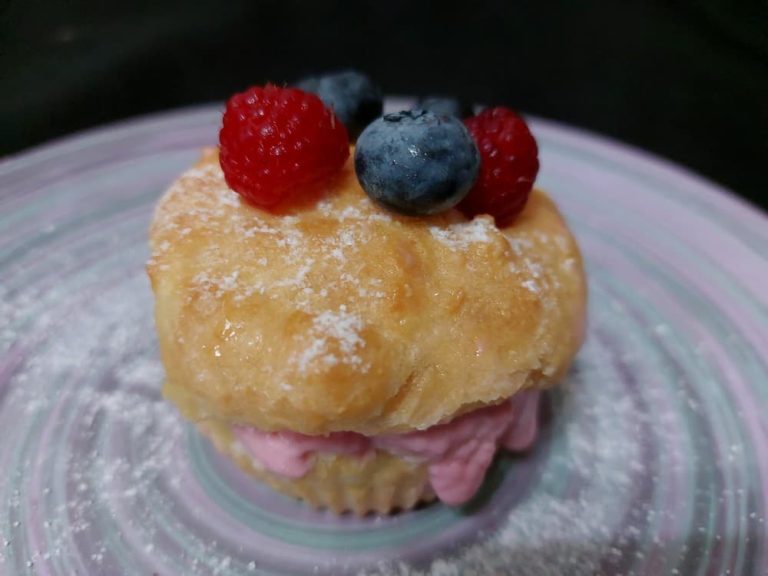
[415,96,474,118]
[459,107,539,226]
[296,70,383,140]
[219,85,349,208]
[354,110,479,216]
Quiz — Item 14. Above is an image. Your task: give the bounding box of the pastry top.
[148,149,586,435]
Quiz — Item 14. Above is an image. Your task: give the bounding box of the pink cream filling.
[234,390,540,505]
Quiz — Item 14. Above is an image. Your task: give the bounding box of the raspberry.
[458,107,539,226]
[219,85,350,207]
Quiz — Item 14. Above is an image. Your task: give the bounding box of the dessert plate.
[1,101,767,575]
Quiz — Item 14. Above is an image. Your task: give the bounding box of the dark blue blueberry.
[415,96,474,118]
[354,110,480,216]
[296,70,383,140]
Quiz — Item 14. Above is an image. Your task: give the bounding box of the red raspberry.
[219,85,350,207]
[458,107,539,226]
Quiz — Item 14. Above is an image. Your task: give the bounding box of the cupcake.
[147,76,586,515]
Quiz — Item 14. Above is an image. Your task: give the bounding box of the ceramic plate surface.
[1,102,767,575]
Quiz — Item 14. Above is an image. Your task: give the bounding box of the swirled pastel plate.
[1,102,767,576]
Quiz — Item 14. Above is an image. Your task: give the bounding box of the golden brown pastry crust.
[148,149,586,436]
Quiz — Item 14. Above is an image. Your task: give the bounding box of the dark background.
[2,0,767,210]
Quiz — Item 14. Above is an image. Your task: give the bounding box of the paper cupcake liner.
[198,420,435,515]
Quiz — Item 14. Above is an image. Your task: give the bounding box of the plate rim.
[2,101,765,227]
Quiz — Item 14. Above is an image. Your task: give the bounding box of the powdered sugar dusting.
[429,218,495,251]
[0,266,194,573]
[150,158,398,319]
[192,270,240,298]
[295,306,367,372]
[503,231,568,303]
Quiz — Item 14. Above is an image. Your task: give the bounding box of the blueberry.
[354,110,480,216]
[296,70,383,140]
[415,96,474,118]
